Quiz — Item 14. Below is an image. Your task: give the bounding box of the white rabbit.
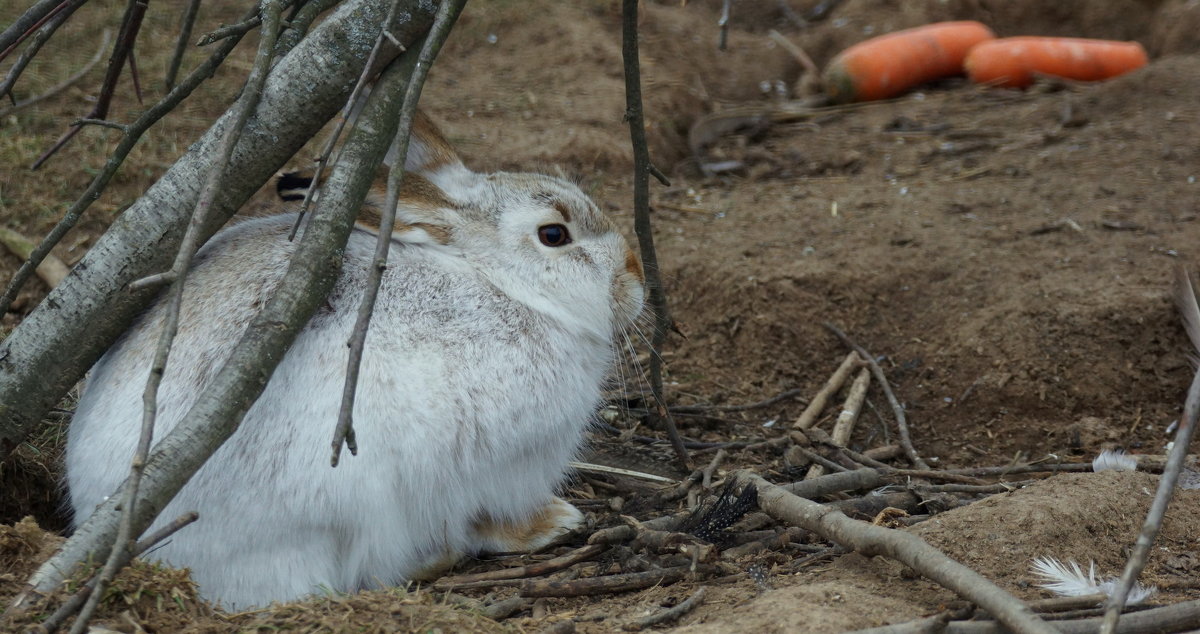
[66,111,645,608]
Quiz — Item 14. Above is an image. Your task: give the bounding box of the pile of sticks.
[430,314,1200,633]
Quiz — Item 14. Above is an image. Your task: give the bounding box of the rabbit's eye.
[538,224,572,247]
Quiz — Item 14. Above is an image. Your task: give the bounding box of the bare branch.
[0,0,89,103]
[0,27,110,118]
[332,0,468,467]
[0,2,258,318]
[621,0,687,471]
[623,586,707,630]
[64,4,284,632]
[164,0,201,89]
[434,544,606,589]
[823,322,930,469]
[197,13,266,46]
[0,0,74,59]
[738,471,1056,634]
[794,352,859,429]
[806,367,869,479]
[31,0,149,169]
[1100,268,1200,632]
[287,0,399,240]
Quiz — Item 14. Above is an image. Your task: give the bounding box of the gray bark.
[19,41,425,601]
[0,0,434,455]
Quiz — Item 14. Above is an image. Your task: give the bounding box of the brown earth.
[4,0,1200,631]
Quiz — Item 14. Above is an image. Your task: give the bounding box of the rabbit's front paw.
[472,497,584,553]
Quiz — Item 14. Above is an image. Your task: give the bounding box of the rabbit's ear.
[355,172,457,246]
[400,110,466,175]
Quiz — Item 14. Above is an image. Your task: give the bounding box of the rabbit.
[66,111,646,609]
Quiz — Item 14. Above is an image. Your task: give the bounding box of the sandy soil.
[4,0,1200,631]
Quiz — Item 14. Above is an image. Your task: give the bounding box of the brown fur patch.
[472,501,572,551]
[553,200,572,222]
[625,247,645,283]
[356,173,456,244]
[411,111,462,171]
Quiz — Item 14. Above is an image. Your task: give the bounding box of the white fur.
[67,146,643,608]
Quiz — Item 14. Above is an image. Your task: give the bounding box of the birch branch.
[15,43,429,608]
[0,0,435,458]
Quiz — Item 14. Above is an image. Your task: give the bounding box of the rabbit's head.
[284,112,646,338]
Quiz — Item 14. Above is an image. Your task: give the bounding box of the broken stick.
[806,367,870,479]
[795,351,860,429]
[737,471,1055,634]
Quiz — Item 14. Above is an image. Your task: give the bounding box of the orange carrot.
[822,21,996,104]
[965,37,1148,88]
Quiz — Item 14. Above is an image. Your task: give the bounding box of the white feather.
[1092,449,1138,472]
[1030,556,1156,605]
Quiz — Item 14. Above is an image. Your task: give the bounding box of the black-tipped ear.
[276,170,314,202]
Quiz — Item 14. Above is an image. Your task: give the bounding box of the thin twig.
[197,15,265,46]
[940,599,1200,633]
[793,445,850,474]
[701,448,726,489]
[131,511,199,555]
[126,45,142,104]
[0,3,257,316]
[434,544,606,589]
[795,352,859,429]
[937,462,1093,477]
[807,367,869,479]
[39,511,197,633]
[1101,269,1200,633]
[164,0,202,89]
[520,564,716,597]
[65,5,282,633]
[32,0,148,170]
[669,387,805,414]
[286,0,390,242]
[74,117,127,131]
[330,0,466,467]
[621,0,686,471]
[767,29,819,75]
[0,0,89,103]
[823,322,929,469]
[0,28,110,118]
[0,0,71,60]
[623,586,707,630]
[739,471,1056,634]
[717,0,732,50]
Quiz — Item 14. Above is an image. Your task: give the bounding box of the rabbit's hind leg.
[470,497,584,554]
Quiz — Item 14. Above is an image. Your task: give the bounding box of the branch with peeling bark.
[59,5,286,632]
[11,7,438,609]
[0,0,436,460]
